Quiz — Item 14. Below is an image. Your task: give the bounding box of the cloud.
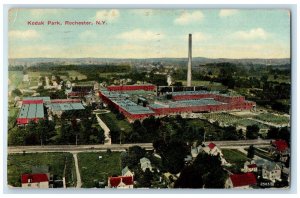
[79,30,97,40]
[131,9,155,16]
[174,11,204,25]
[30,9,60,16]
[233,28,268,40]
[9,30,40,39]
[116,29,164,41]
[94,9,120,21]
[189,32,211,42]
[219,9,239,17]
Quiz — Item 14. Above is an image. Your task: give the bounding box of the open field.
[222,149,249,169]
[77,152,122,188]
[99,112,132,134]
[202,112,269,130]
[254,113,290,125]
[7,152,76,187]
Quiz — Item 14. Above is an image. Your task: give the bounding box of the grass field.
[222,149,249,169]
[254,113,290,125]
[77,152,122,188]
[8,107,19,130]
[99,112,132,133]
[202,112,269,130]
[7,153,76,187]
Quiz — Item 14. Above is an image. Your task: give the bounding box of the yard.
[7,152,76,187]
[77,152,122,188]
[98,112,132,134]
[222,149,249,170]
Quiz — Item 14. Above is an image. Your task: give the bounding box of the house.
[202,143,223,157]
[21,173,49,188]
[243,161,258,173]
[262,161,282,182]
[122,166,134,177]
[200,143,228,165]
[140,157,153,172]
[225,173,257,189]
[270,139,289,163]
[107,176,134,188]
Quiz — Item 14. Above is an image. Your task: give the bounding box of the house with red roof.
[225,173,257,189]
[107,176,134,188]
[270,139,289,162]
[199,142,228,165]
[243,161,258,173]
[21,173,50,188]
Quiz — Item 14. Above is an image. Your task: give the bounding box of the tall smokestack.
[187,34,192,87]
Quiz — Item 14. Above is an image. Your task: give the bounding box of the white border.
[1,1,299,197]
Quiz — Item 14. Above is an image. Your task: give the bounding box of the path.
[73,153,82,188]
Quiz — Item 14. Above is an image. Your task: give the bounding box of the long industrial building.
[17,97,85,125]
[99,85,256,122]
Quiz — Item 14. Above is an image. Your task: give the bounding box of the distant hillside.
[9,57,290,67]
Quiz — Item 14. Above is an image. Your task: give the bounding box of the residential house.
[122,166,134,177]
[225,173,257,189]
[21,173,50,188]
[107,176,134,188]
[140,157,153,172]
[243,161,258,173]
[270,139,289,163]
[200,142,228,165]
[262,161,282,182]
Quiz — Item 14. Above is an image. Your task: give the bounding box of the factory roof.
[49,103,85,111]
[112,99,155,114]
[171,90,241,97]
[18,103,44,119]
[149,99,224,109]
[23,97,51,103]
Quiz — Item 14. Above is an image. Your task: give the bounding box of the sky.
[8,9,290,59]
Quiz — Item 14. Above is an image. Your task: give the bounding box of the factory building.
[17,97,85,125]
[99,85,256,122]
[107,84,156,92]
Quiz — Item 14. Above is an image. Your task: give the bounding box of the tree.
[138,168,153,187]
[174,165,203,188]
[246,125,259,139]
[161,140,188,174]
[247,145,255,159]
[12,89,22,97]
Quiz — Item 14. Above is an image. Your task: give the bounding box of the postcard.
[7,8,291,189]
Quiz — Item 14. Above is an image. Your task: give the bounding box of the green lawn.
[77,152,122,188]
[99,112,132,133]
[8,107,19,130]
[7,152,76,187]
[222,149,249,169]
[187,119,226,141]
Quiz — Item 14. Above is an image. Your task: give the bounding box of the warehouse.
[17,99,45,125]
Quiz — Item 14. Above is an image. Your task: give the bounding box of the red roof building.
[226,173,257,188]
[272,139,288,152]
[108,176,134,188]
[208,142,216,150]
[21,173,49,188]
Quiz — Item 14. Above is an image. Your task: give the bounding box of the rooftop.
[49,103,85,111]
[18,103,44,119]
[229,173,257,187]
